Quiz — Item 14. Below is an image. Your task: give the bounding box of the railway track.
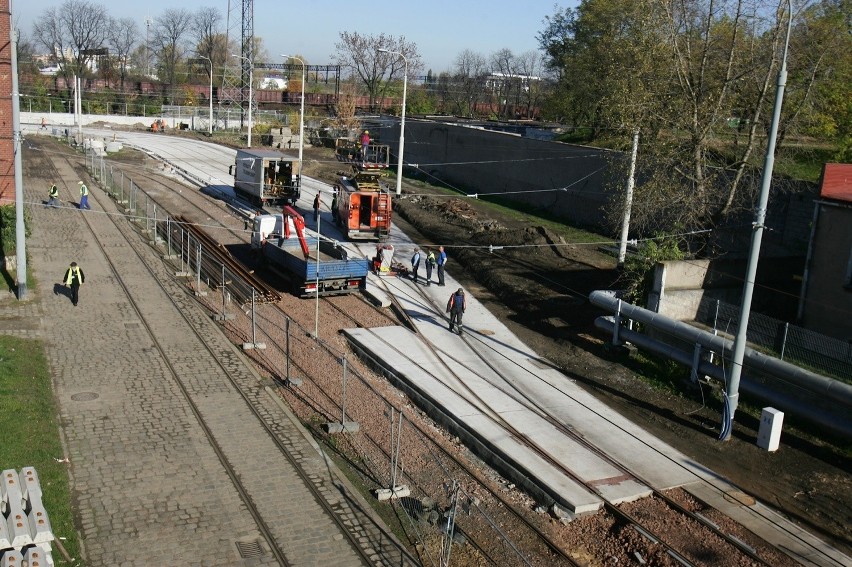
[49,138,806,566]
[38,145,417,566]
[375,279,786,566]
[169,214,281,304]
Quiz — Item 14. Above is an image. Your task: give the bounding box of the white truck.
[230,149,301,206]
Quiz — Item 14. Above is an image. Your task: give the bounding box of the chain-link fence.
[82,148,554,566]
[160,105,293,134]
[695,297,852,381]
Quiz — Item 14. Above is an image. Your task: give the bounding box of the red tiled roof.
[820,163,852,202]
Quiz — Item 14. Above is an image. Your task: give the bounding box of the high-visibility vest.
[80,184,89,196]
[49,185,58,198]
[65,266,83,286]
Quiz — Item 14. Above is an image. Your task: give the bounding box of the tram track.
[362,276,780,567]
[41,148,414,566]
[46,138,802,566]
[132,156,794,564]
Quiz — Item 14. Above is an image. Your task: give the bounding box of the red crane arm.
[282,205,310,258]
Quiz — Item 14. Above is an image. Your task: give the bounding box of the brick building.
[0,0,14,203]
[798,163,852,340]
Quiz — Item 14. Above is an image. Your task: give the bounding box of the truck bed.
[261,237,368,297]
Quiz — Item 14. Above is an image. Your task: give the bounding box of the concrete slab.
[684,481,850,567]
[346,326,655,513]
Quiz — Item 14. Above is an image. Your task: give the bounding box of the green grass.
[0,335,81,563]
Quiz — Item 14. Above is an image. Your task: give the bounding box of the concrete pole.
[77,76,82,141]
[314,209,320,338]
[247,65,253,148]
[197,55,213,135]
[282,55,306,175]
[378,49,408,196]
[617,128,640,267]
[10,19,27,299]
[722,0,793,441]
[298,60,305,171]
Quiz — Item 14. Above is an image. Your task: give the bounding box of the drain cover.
[235,539,264,558]
[70,392,99,401]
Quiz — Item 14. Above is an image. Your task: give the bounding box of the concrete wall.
[378,119,622,230]
[649,260,713,320]
[650,255,807,323]
[21,111,185,130]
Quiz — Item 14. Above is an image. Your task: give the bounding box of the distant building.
[798,163,852,340]
[485,72,541,94]
[260,77,287,90]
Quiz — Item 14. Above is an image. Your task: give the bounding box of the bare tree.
[153,8,193,98]
[333,31,422,111]
[489,48,517,119]
[449,49,489,117]
[107,18,137,90]
[514,50,545,119]
[192,7,223,66]
[32,0,109,85]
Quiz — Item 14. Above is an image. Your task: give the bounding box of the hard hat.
[78,181,84,185]
[364,130,369,134]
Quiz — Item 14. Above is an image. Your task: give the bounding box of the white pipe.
[589,291,852,408]
[594,316,852,439]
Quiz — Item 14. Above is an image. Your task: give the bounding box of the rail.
[162,215,280,305]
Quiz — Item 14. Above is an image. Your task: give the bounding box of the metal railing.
[696,297,852,381]
[81,146,541,566]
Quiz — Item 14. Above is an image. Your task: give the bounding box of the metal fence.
[160,105,292,133]
[695,297,852,381]
[82,148,539,566]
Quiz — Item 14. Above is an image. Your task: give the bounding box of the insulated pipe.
[589,291,852,409]
[594,316,852,439]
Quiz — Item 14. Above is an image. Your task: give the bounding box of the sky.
[12,0,579,73]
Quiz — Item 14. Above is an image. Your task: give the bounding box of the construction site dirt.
[297,144,852,559]
[25,135,847,563]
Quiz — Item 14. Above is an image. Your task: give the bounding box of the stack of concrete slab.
[261,126,302,150]
[1,467,55,565]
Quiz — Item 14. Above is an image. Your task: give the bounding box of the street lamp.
[281,55,306,175]
[145,18,152,77]
[232,53,253,147]
[721,0,794,441]
[196,55,213,135]
[377,48,408,196]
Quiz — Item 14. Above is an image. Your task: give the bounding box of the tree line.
[538,0,850,240]
[16,0,548,120]
[16,0,849,243]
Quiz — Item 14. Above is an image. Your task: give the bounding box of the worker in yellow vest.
[63,262,85,306]
[78,181,91,210]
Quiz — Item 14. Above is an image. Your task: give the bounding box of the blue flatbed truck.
[251,207,368,297]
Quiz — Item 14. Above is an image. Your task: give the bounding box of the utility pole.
[10,22,27,299]
[721,0,794,441]
[618,128,640,268]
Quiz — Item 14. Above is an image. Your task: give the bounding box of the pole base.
[323,421,359,434]
[374,486,410,501]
